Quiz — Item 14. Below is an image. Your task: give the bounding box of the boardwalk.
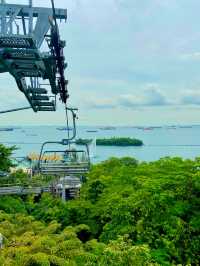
[0,176,82,200]
[0,186,50,196]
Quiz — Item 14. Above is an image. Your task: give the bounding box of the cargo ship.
[86,130,98,133]
[56,127,73,131]
[0,128,14,132]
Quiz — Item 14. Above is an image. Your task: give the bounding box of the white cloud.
[118,84,170,108]
[85,85,200,110]
[86,84,172,109]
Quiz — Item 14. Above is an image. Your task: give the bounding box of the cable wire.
[64,103,70,149]
[0,107,31,114]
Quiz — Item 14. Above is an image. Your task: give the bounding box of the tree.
[0,144,15,171]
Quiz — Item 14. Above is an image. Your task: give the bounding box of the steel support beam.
[0,3,67,48]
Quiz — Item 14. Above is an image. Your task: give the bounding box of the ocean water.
[1,125,200,163]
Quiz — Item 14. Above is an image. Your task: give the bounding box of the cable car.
[35,139,90,177]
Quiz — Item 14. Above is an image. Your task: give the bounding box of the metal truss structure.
[0,0,68,112]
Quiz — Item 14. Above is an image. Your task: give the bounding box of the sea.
[1,125,200,163]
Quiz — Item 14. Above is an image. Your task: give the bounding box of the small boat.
[143,127,153,131]
[57,127,73,131]
[0,128,14,132]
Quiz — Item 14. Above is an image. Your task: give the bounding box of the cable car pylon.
[0,0,68,113]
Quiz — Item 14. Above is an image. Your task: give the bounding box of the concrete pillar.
[61,184,65,201]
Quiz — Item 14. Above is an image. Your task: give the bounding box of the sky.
[1,0,200,125]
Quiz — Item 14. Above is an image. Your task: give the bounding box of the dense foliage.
[76,137,143,146]
[0,145,200,265]
[0,209,154,265]
[0,144,15,171]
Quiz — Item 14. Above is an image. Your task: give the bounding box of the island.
[75,137,143,146]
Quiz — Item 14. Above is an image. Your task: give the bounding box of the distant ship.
[166,126,176,130]
[57,127,73,131]
[0,128,14,132]
[99,127,116,130]
[179,126,192,129]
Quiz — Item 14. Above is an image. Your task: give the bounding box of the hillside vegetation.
[0,145,200,265]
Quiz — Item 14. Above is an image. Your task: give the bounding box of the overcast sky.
[1,0,200,125]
